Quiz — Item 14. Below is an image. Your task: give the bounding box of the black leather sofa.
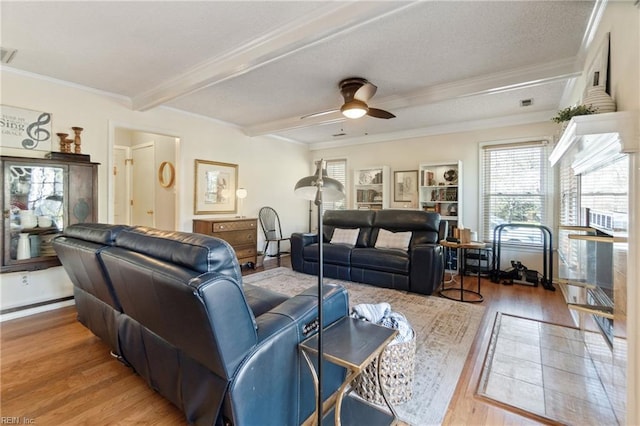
[53,223,349,426]
[291,209,444,295]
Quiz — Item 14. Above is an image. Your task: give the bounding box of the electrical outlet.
[21,273,30,286]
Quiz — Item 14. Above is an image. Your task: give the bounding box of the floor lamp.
[294,159,345,425]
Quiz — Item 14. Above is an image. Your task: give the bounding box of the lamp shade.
[340,99,368,119]
[294,160,345,202]
[236,188,248,199]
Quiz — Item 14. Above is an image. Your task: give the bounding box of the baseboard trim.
[0,296,75,322]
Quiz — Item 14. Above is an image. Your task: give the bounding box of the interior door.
[131,142,155,227]
[113,145,130,225]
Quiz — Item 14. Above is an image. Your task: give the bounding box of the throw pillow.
[374,229,412,251]
[330,228,359,246]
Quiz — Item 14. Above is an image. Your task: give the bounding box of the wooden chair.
[258,206,290,266]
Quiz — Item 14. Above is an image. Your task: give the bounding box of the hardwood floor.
[1,256,573,425]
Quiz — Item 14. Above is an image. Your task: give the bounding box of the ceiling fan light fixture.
[341,100,368,119]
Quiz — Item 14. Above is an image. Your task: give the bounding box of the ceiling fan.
[301,77,396,120]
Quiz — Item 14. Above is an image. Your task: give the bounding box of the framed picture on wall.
[394,170,418,203]
[194,159,238,214]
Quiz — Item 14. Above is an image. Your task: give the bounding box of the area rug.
[243,267,485,426]
[477,313,619,425]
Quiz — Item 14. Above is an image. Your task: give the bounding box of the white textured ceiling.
[1,1,598,147]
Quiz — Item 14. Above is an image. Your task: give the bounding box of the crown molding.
[308,109,558,151]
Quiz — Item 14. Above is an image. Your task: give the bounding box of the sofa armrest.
[257,283,348,341]
[410,243,444,295]
[290,232,318,272]
[227,283,348,426]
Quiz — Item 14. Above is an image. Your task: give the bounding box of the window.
[481,140,551,245]
[323,158,347,211]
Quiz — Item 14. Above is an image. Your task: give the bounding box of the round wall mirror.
[158,161,175,188]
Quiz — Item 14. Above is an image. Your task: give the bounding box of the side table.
[299,317,400,426]
[439,240,486,303]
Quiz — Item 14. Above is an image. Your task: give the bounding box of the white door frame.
[113,145,131,225]
[107,121,180,229]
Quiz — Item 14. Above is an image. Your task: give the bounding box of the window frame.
[313,157,348,211]
[479,138,554,246]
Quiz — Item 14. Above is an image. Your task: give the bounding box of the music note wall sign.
[0,105,53,152]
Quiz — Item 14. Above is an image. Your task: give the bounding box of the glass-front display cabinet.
[1,156,98,273]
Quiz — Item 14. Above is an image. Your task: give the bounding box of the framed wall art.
[394,170,418,203]
[0,105,52,152]
[194,159,238,214]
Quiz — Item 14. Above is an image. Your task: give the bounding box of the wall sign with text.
[0,105,52,152]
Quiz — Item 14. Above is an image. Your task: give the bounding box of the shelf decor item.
[17,233,31,260]
[582,86,616,114]
[71,127,83,154]
[444,169,458,184]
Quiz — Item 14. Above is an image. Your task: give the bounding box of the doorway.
[110,126,178,230]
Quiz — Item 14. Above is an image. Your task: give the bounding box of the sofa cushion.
[330,228,359,246]
[303,243,352,267]
[373,210,440,246]
[323,210,375,247]
[351,247,409,275]
[374,229,412,251]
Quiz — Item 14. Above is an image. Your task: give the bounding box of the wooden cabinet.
[353,166,390,210]
[2,155,99,273]
[193,218,257,268]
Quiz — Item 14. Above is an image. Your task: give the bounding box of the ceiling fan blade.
[354,82,377,102]
[367,108,395,119]
[300,109,340,120]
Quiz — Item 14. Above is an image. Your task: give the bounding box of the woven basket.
[351,331,416,406]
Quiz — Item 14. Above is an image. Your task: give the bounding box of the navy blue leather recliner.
[54,224,349,425]
[291,209,444,295]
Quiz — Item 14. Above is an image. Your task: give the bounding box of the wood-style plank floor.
[1,257,573,425]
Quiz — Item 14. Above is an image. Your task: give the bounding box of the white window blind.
[481,141,551,245]
[323,158,347,211]
[580,156,628,216]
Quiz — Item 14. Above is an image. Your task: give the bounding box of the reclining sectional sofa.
[291,209,444,295]
[53,223,349,426]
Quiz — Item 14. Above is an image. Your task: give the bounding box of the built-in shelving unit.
[419,161,462,272]
[352,166,389,210]
[418,161,462,235]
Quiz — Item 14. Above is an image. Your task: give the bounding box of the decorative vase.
[582,86,616,114]
[17,233,31,260]
[29,235,41,258]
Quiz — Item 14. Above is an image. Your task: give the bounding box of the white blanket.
[350,302,414,344]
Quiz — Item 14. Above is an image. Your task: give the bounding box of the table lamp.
[294,159,345,425]
[236,188,247,218]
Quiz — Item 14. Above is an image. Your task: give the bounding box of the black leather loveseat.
[291,209,444,295]
[53,223,348,426]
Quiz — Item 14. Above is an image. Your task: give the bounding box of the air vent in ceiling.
[1,47,17,64]
[520,98,533,107]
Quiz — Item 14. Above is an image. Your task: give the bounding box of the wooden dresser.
[193,218,258,268]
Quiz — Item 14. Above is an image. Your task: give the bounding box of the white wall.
[0,70,312,317]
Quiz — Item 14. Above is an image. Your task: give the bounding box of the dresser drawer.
[212,220,256,233]
[235,247,257,259]
[215,229,256,246]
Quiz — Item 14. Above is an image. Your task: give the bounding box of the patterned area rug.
[243,267,485,426]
